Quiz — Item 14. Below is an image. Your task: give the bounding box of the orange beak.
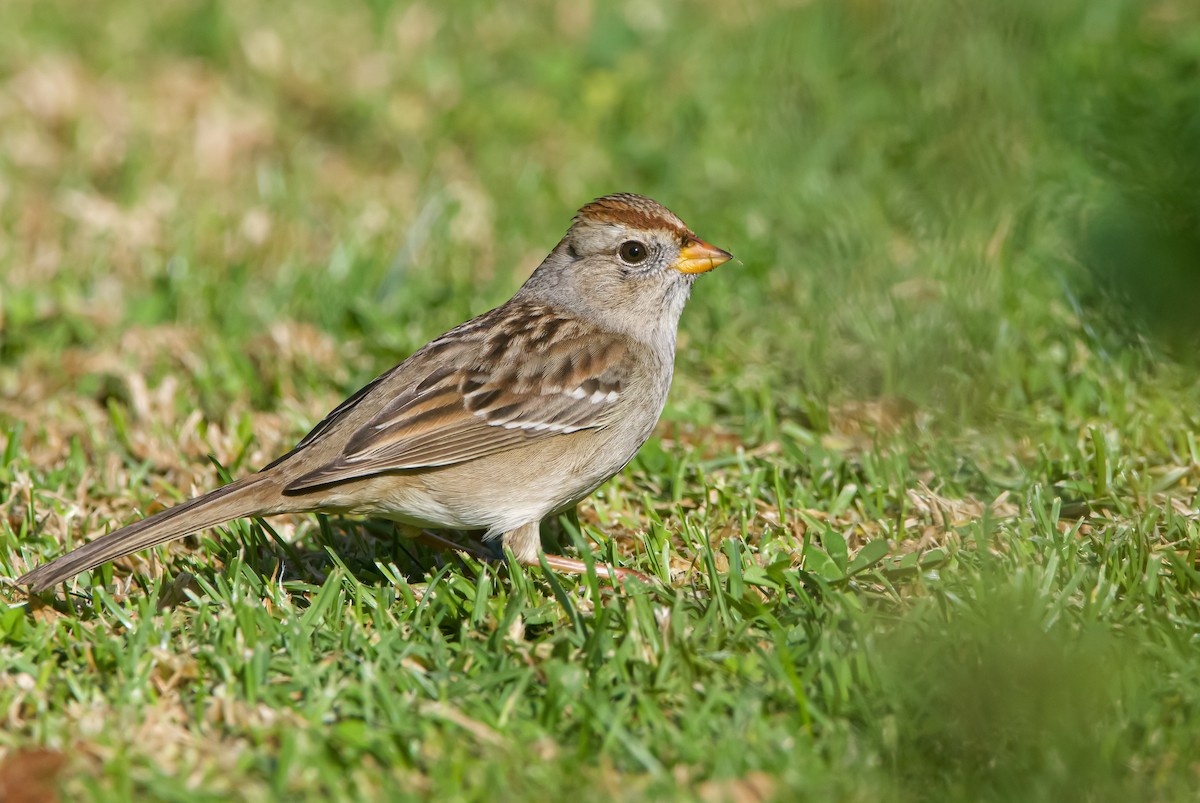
[673,237,734,274]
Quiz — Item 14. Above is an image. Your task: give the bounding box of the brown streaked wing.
[282,306,630,493]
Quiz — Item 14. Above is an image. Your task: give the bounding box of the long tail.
[18,475,283,592]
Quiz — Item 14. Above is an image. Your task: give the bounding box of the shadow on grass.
[215,515,494,590]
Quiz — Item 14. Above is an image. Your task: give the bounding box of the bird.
[17,193,732,592]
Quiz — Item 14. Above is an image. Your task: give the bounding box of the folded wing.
[281,304,629,493]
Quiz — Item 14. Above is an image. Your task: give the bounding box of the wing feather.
[282,303,630,493]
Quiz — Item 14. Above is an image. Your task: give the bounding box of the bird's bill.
[674,237,734,274]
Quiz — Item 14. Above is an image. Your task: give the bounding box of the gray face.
[572,222,691,278]
[518,220,696,342]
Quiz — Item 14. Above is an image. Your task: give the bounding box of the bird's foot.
[414,530,499,562]
[415,529,650,585]
[532,552,652,585]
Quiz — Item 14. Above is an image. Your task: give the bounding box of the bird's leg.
[535,552,652,584]
[413,528,650,584]
[541,506,582,551]
[503,521,651,584]
[414,530,498,562]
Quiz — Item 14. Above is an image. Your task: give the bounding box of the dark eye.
[618,240,649,264]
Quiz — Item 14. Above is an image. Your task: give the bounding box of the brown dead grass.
[0,747,66,803]
[0,39,428,291]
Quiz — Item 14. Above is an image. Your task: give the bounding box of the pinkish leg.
[532,552,652,585]
[419,525,652,585]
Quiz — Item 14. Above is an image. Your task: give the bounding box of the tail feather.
[18,475,280,592]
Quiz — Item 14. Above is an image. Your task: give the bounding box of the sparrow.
[17,193,732,592]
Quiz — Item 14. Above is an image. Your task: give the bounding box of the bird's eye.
[618,240,649,265]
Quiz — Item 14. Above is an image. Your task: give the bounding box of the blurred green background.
[7,0,1199,423]
[3,0,1200,800]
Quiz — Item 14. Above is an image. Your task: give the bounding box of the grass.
[3,0,1200,799]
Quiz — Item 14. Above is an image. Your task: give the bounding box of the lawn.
[3,0,1200,800]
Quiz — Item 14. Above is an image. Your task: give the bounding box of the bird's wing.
[280,304,630,493]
